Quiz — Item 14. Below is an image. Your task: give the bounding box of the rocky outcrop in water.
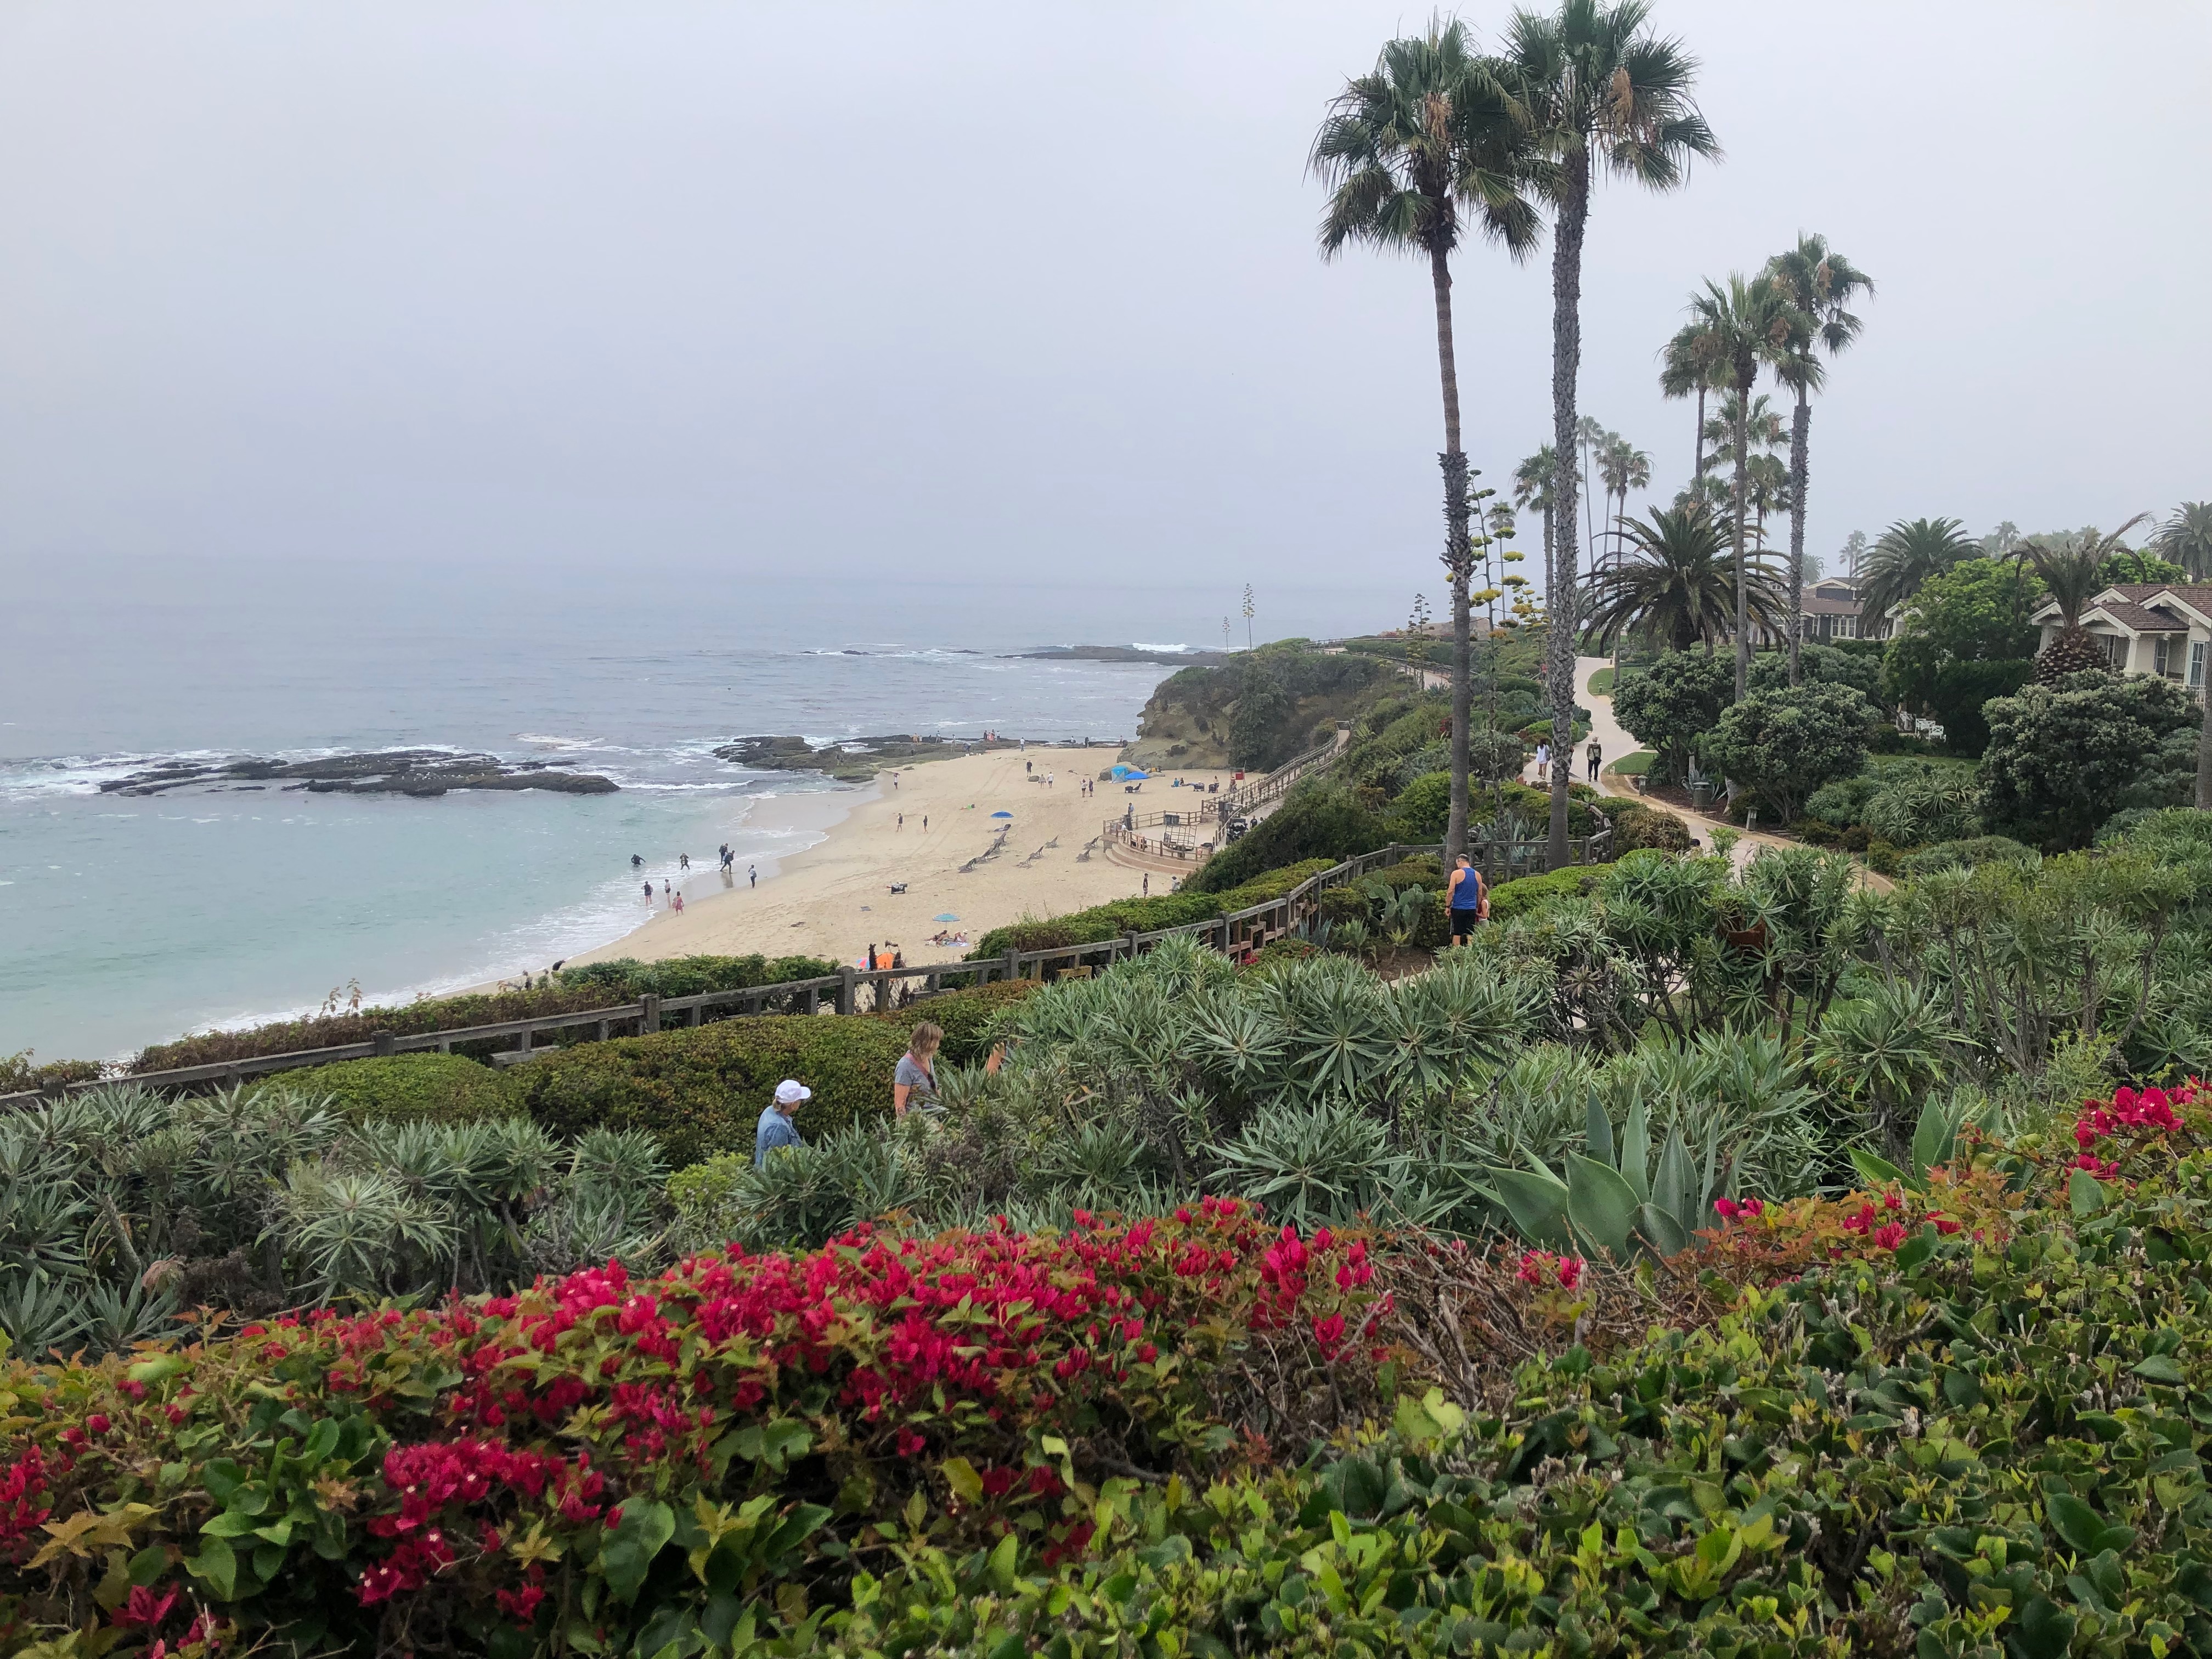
[98,751,618,798]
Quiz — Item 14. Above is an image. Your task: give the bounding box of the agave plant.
[1481,1093,1729,1260]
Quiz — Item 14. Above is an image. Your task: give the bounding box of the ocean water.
[1,561,1398,1062]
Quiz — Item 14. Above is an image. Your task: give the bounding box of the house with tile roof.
[2031,583,2212,695]
[1795,577,1891,644]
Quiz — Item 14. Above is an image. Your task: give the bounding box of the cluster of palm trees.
[1313,0,1716,867]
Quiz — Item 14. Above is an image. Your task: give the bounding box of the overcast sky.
[1,1,2206,612]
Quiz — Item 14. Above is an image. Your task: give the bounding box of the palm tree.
[1596,433,1651,569]
[1684,273,1802,702]
[1745,452,1791,548]
[1582,504,1784,656]
[1764,235,1874,686]
[1699,389,1786,465]
[2153,502,2212,580]
[1513,445,1559,575]
[1312,21,1538,862]
[1858,516,1976,632]
[1659,317,1726,480]
[1503,0,1719,868]
[2025,515,2152,682]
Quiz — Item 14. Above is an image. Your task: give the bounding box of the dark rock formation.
[98,751,618,797]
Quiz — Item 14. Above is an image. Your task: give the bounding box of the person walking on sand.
[748,864,757,889]
[898,812,904,831]
[1585,739,1602,782]
[755,1079,809,1167]
[1142,872,1149,897]
[1446,853,1487,946]
[672,891,685,913]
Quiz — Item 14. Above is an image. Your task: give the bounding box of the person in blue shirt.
[755,1079,810,1167]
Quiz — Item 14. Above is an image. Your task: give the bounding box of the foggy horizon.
[2,1,2205,615]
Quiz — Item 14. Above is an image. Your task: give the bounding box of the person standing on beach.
[672,891,685,913]
[642,880,653,902]
[898,812,904,831]
[749,864,757,888]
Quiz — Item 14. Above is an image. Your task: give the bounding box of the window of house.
[2193,641,2206,689]
[2156,636,2173,677]
[2101,634,2130,669]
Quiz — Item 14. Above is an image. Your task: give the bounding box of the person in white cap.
[755,1079,810,1167]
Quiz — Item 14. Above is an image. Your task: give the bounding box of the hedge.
[1608,798,1692,853]
[129,954,841,1074]
[1186,783,1392,894]
[511,980,1040,1165]
[970,860,1336,958]
[252,1053,522,1125]
[1899,833,2038,874]
[1484,861,1613,922]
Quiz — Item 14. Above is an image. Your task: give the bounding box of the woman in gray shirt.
[893,1022,943,1118]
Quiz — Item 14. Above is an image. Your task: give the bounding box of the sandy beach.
[562,747,1236,973]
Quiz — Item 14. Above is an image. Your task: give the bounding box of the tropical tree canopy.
[1981,669,2198,849]
[2152,501,2212,579]
[1581,504,1785,654]
[1857,516,1977,628]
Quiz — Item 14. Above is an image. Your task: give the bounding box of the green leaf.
[2044,1492,2131,1555]
[987,1532,1019,1592]
[201,1459,247,1508]
[1910,1095,1959,1180]
[2134,1353,2187,1385]
[940,1457,984,1505]
[1620,1094,1652,1205]
[1654,1126,1697,1229]
[600,1500,678,1604]
[1849,1148,1906,1190]
[2013,1594,2076,1659]
[1566,1155,1641,1259]
[184,1535,238,1600]
[1632,1201,1688,1258]
[1893,1231,1935,1272]
[1584,1088,1612,1165]
[2069,1169,2109,1216]
[1484,1167,1571,1250]
[199,1511,262,1538]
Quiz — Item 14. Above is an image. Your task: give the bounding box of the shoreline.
[559,746,1234,976]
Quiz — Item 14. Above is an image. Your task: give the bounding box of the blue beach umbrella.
[934,913,960,922]
[990,810,1014,819]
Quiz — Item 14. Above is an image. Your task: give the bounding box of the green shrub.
[1802,772,1882,828]
[1796,816,1842,846]
[0,1052,101,1094]
[1367,854,1444,891]
[1607,800,1691,853]
[1188,782,1392,893]
[1898,834,2036,875]
[558,952,838,1002]
[1840,823,1874,852]
[130,953,843,1074]
[1865,837,1904,875]
[514,981,1039,1165]
[256,1052,521,1125]
[970,860,1335,958]
[1486,862,1611,922]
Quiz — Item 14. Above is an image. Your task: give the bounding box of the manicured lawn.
[1587,667,1614,695]
[1612,751,1655,777]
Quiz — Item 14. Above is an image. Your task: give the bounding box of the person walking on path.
[894,1022,943,1119]
[1142,872,1150,897]
[755,1079,809,1167]
[1446,854,1487,947]
[1586,740,1602,782]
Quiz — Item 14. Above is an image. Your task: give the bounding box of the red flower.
[114,1584,179,1629]
[1555,1256,1584,1290]
[1870,1222,1908,1251]
[84,1414,111,1437]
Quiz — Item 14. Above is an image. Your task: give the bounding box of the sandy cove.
[564,747,1238,974]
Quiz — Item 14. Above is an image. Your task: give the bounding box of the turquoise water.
[2,562,1398,1061]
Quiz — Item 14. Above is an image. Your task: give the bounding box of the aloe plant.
[1480,1091,1730,1260]
[1847,1093,1965,1194]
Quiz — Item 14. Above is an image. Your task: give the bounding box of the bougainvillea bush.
[0,1199,1381,1656]
[5,1079,2212,1657]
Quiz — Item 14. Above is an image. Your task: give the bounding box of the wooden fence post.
[641,994,662,1034]
[1002,949,1022,985]
[373,1032,396,1058]
[837,968,856,1016]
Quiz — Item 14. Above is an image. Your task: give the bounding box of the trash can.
[1689,780,1715,814]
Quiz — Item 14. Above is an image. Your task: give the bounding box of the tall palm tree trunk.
[1430,243,1473,862]
[1543,160,1589,872]
[1731,386,1751,703]
[1692,384,1706,479]
[1786,391,1809,686]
